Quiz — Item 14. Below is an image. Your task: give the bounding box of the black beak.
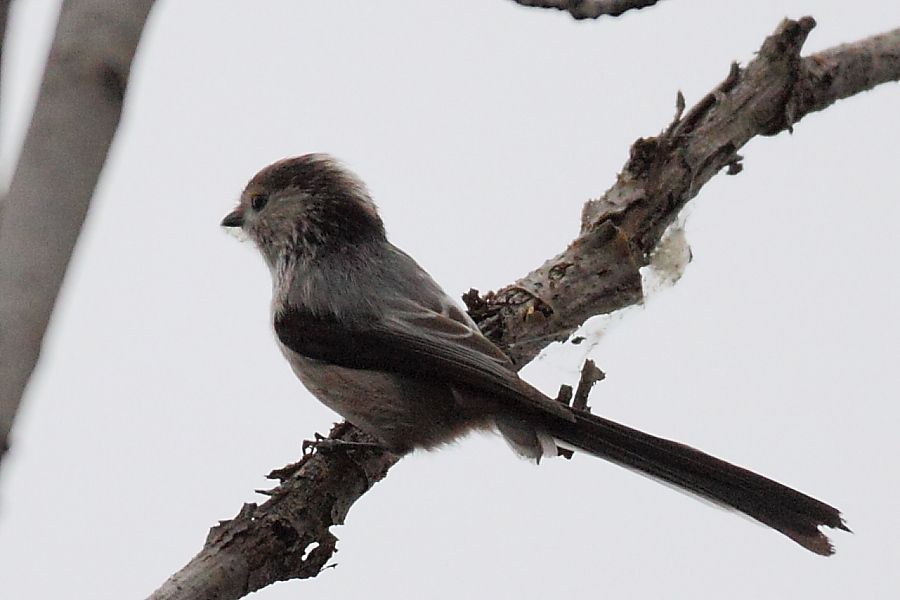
[220,208,244,228]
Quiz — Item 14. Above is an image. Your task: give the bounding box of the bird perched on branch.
[221,153,848,555]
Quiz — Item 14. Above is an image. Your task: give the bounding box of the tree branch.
[0,0,156,464]
[508,0,665,20]
[469,17,900,365]
[0,0,12,171]
[147,17,900,600]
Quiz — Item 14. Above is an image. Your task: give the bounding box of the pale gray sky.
[1,1,898,598]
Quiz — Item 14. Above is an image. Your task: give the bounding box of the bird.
[221,153,848,555]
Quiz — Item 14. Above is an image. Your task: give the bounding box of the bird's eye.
[250,194,269,211]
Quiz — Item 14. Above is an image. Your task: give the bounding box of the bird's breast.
[275,341,488,452]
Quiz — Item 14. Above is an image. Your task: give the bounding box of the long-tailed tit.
[221,154,847,555]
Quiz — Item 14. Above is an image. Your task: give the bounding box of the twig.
[147,18,900,600]
[472,19,900,366]
[572,359,606,412]
[555,384,574,406]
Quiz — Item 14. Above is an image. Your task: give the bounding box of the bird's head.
[221,154,385,268]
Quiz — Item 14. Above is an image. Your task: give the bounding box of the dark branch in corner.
[147,18,900,600]
[0,0,11,173]
[509,0,665,20]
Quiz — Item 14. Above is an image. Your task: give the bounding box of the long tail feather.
[546,411,848,555]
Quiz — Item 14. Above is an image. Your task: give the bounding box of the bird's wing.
[274,297,574,422]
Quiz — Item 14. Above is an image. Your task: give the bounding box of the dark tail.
[546,411,849,555]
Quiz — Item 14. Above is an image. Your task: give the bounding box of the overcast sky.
[1,1,898,598]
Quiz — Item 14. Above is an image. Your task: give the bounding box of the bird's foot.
[302,433,385,455]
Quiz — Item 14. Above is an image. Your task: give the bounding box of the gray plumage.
[221,153,848,555]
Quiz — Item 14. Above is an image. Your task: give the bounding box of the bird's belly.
[280,345,486,452]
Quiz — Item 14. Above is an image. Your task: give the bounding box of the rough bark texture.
[0,0,156,462]
[468,18,900,365]
[146,18,900,600]
[510,0,664,19]
[148,424,399,600]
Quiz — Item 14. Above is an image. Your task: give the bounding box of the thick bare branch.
[471,18,900,365]
[146,18,900,600]
[148,424,399,600]
[509,0,665,19]
[0,0,156,462]
[794,27,900,117]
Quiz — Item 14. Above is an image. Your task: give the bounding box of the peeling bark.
[148,424,398,600]
[146,18,900,600]
[469,19,900,365]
